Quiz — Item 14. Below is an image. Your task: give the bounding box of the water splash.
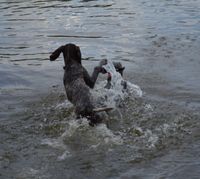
[38,60,192,162]
[61,118,123,147]
[103,60,142,97]
[55,100,73,109]
[92,60,142,109]
[41,117,123,160]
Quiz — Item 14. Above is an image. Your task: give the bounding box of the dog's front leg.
[83,66,103,88]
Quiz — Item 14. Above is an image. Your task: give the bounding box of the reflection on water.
[1,0,200,178]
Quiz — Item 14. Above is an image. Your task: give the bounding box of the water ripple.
[1,0,200,178]
[47,34,107,39]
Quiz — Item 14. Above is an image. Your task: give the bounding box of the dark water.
[1,0,200,178]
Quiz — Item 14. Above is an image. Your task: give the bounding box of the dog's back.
[63,62,84,85]
[63,63,94,116]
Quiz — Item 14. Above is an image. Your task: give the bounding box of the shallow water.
[1,0,200,178]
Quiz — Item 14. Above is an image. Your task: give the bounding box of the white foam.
[95,124,123,145]
[57,150,71,161]
[103,60,142,97]
[41,137,72,160]
[61,118,90,138]
[92,60,142,109]
[55,100,73,109]
[61,119,123,147]
[41,138,66,149]
[143,129,159,148]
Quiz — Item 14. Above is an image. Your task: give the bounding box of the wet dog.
[50,43,104,125]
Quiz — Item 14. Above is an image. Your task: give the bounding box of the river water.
[1,0,200,178]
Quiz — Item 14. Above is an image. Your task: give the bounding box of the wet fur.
[50,43,102,124]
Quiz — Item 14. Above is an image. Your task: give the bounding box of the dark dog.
[50,43,104,125]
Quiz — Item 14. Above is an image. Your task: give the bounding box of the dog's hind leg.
[75,102,103,126]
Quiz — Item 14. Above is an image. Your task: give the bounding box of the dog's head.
[113,62,125,76]
[50,43,82,65]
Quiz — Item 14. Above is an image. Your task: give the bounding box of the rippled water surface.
[1,0,200,178]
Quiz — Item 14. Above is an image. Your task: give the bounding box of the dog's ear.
[118,67,125,76]
[50,46,64,61]
[120,67,125,71]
